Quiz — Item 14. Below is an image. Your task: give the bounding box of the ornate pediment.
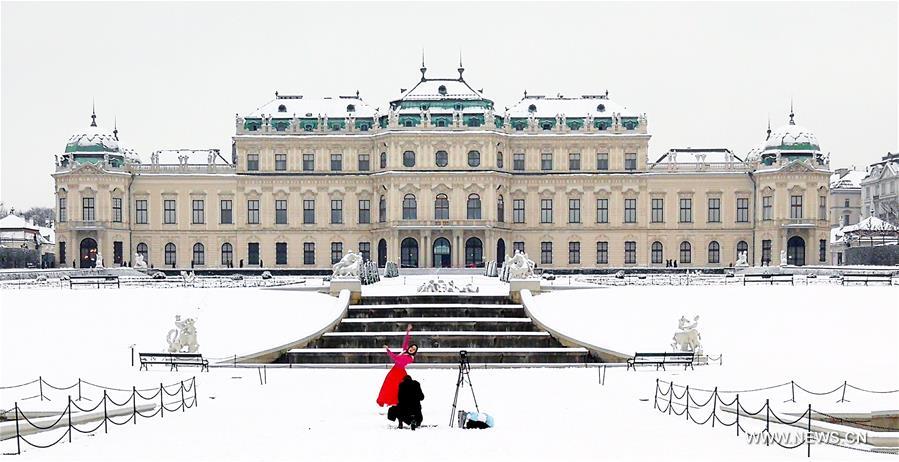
[779,160,816,173]
[69,163,106,175]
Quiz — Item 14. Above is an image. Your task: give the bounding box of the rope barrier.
[846,384,899,394]
[0,378,40,390]
[17,427,71,449]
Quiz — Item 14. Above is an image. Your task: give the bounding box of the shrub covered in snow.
[230,274,244,281]
[151,271,167,280]
[261,271,273,280]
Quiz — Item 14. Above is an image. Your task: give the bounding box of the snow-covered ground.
[1,276,897,461]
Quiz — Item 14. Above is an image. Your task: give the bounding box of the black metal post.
[159,383,164,419]
[807,404,812,457]
[15,402,21,455]
[765,399,770,446]
[685,386,690,421]
[39,376,44,401]
[67,396,72,443]
[653,379,659,410]
[711,387,717,427]
[103,391,108,434]
[193,377,198,408]
[736,395,740,436]
[838,381,848,403]
[180,380,185,412]
[78,378,82,401]
[132,387,137,425]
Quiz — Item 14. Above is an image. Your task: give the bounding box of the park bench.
[69,275,120,289]
[139,352,209,372]
[842,273,894,286]
[626,352,695,371]
[742,274,793,286]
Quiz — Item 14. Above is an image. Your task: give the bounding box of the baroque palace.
[53,64,832,270]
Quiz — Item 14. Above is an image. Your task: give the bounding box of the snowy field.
[1,277,897,461]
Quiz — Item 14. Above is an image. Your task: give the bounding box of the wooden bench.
[139,352,209,372]
[743,274,793,286]
[842,273,893,286]
[69,275,120,289]
[626,352,695,371]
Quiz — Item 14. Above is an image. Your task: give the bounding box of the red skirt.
[376,365,408,407]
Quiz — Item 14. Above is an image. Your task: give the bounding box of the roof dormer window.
[596,104,605,112]
[438,85,447,95]
[346,104,356,112]
[528,104,537,113]
[278,104,287,113]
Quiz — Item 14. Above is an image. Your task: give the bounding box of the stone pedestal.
[509,278,541,303]
[330,278,362,303]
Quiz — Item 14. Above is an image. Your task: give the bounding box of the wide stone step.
[280,347,592,364]
[313,331,557,349]
[335,318,538,332]
[348,304,525,319]
[361,295,513,305]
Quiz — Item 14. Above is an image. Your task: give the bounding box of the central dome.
[64,111,120,154]
[763,114,820,152]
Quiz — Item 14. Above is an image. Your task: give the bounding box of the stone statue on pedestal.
[735,251,749,267]
[671,315,702,355]
[166,315,199,353]
[779,249,788,266]
[95,252,104,268]
[332,251,363,278]
[134,253,148,268]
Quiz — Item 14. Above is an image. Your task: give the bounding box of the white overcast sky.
[1,1,896,209]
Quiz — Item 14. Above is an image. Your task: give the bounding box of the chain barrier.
[8,376,197,455]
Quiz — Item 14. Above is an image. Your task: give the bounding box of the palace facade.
[53,65,832,270]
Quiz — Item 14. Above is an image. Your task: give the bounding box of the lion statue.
[332,251,363,278]
[166,315,199,353]
[671,315,702,355]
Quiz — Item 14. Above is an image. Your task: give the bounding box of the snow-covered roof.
[507,94,637,118]
[0,214,40,231]
[394,78,485,102]
[65,113,121,154]
[653,148,743,164]
[152,149,231,165]
[763,115,820,152]
[829,170,866,189]
[841,216,899,234]
[245,95,376,118]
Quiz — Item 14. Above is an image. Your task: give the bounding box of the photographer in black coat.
[387,375,424,430]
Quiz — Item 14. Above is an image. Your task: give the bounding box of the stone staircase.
[278,294,593,366]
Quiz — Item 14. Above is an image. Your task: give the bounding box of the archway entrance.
[787,236,806,266]
[377,239,387,268]
[465,237,484,268]
[400,237,419,268]
[496,238,506,266]
[433,237,451,268]
[80,238,98,268]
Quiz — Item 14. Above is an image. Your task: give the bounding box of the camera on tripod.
[449,349,494,429]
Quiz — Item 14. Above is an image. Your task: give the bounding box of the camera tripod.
[449,350,480,427]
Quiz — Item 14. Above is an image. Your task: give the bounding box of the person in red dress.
[376,323,418,407]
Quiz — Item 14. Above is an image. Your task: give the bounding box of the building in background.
[861,152,899,226]
[0,214,55,268]
[52,65,832,270]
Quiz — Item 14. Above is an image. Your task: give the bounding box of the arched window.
[468,150,481,167]
[403,119,414,127]
[467,194,482,219]
[380,152,387,169]
[346,104,356,112]
[358,123,369,131]
[528,104,537,113]
[465,237,484,268]
[402,194,417,220]
[403,151,416,167]
[497,195,505,223]
[278,104,287,112]
[436,119,447,128]
[651,241,663,264]
[435,194,449,220]
[164,243,176,266]
[193,243,205,266]
[400,238,419,268]
[379,195,386,223]
[468,117,481,128]
[438,85,447,95]
[708,241,720,264]
[596,104,605,112]
[136,243,148,263]
[221,243,233,266]
[435,150,448,167]
[497,152,504,169]
[736,241,749,261]
[303,123,314,131]
[541,122,553,130]
[679,241,692,264]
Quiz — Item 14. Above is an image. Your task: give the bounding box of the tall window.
[331,200,343,224]
[651,241,663,264]
[467,194,482,219]
[624,153,637,171]
[164,243,176,266]
[358,154,370,171]
[624,241,636,264]
[247,200,260,224]
[192,200,204,224]
[303,153,314,171]
[247,154,259,171]
[82,197,95,221]
[651,198,664,223]
[135,199,148,224]
[379,196,387,222]
[540,199,553,223]
[163,199,175,224]
[221,243,233,267]
[58,197,67,223]
[790,195,803,219]
[468,150,480,167]
[435,194,449,220]
[708,198,720,223]
[358,200,371,224]
[276,242,288,265]
[192,243,205,266]
[275,199,288,224]
[762,240,772,265]
[596,198,609,223]
[513,153,525,171]
[275,154,287,171]
[136,243,148,264]
[679,198,692,223]
[330,154,343,171]
[331,242,343,264]
[540,241,552,264]
[379,152,387,169]
[248,242,259,265]
[303,242,315,265]
[403,151,416,168]
[497,196,505,223]
[624,198,637,224]
[596,153,609,170]
[496,152,503,169]
[403,194,417,220]
[679,241,692,264]
[762,196,773,220]
[513,241,525,255]
[736,198,749,223]
[112,198,122,223]
[568,241,580,264]
[359,242,371,262]
[541,153,553,171]
[819,239,826,263]
[513,199,525,223]
[303,199,315,224]
[569,153,581,170]
[708,241,720,264]
[435,151,448,167]
[220,200,232,224]
[818,196,826,220]
[568,199,581,223]
[596,241,609,264]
